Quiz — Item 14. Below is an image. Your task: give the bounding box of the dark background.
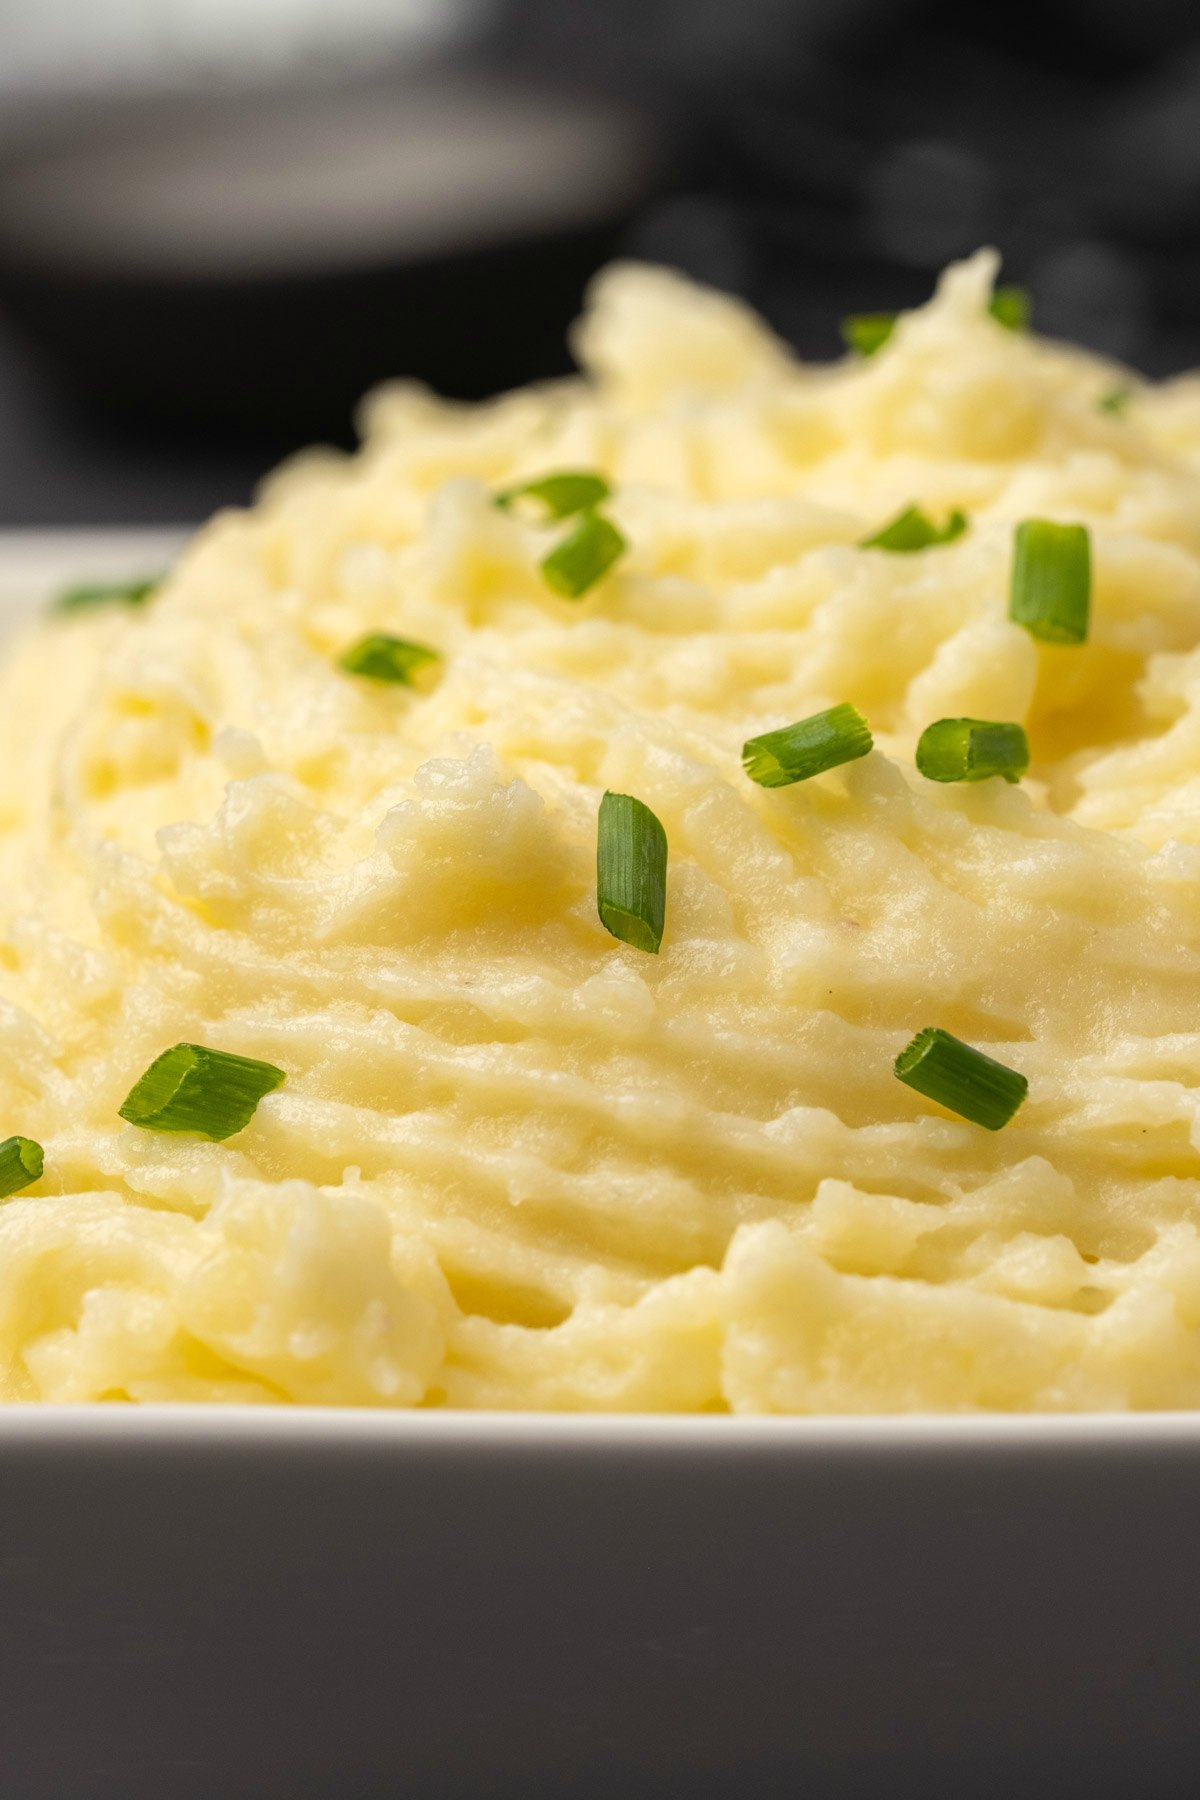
[0,0,1197,526]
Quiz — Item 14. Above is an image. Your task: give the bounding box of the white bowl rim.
[3,1405,1200,1447]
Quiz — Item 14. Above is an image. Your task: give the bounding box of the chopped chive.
[597,791,667,955]
[916,717,1029,785]
[541,512,626,599]
[989,284,1031,332]
[742,703,873,790]
[337,633,440,685]
[1009,519,1091,645]
[1098,385,1132,416]
[861,504,968,553]
[841,312,896,357]
[119,1044,285,1141]
[895,1026,1027,1130]
[0,1135,43,1199]
[55,576,162,613]
[495,470,610,520]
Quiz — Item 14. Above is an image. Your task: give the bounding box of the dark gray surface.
[0,321,268,526]
[2,1414,1199,1799]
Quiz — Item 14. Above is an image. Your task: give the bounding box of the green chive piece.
[895,1026,1027,1130]
[841,312,896,357]
[742,703,873,790]
[119,1044,285,1141]
[1009,519,1091,645]
[1098,385,1132,416]
[861,504,968,553]
[597,791,667,955]
[541,512,626,600]
[337,633,440,685]
[55,576,162,614]
[916,717,1029,785]
[0,1136,43,1200]
[495,470,610,520]
[989,284,1031,332]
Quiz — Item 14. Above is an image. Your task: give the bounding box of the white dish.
[2,536,1200,1799]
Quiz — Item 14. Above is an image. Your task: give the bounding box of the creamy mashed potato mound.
[8,251,1200,1409]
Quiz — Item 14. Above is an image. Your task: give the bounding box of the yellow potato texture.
[2,250,1200,1411]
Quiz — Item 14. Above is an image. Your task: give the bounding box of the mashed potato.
[4,248,1200,1410]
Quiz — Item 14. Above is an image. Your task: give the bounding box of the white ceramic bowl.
[3,537,1200,1800]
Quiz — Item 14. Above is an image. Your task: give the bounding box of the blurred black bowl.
[0,71,664,444]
